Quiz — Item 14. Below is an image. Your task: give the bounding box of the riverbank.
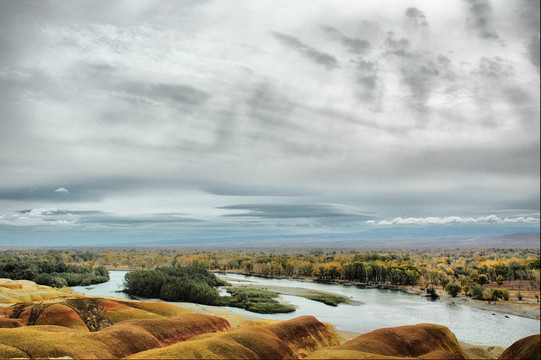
[217,271,540,320]
[102,268,539,320]
[384,285,541,320]
[439,292,540,320]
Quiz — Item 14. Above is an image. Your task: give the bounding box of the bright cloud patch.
[54,187,69,194]
[367,215,540,225]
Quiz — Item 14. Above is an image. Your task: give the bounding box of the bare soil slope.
[127,315,341,359]
[307,323,467,359]
[499,334,540,360]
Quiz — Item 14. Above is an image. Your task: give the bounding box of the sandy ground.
[396,286,541,320]
[442,294,540,320]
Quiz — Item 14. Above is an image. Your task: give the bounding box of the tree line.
[3,248,539,294]
[0,252,109,288]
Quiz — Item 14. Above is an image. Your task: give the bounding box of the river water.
[71,270,540,347]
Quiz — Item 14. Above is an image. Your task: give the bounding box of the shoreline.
[215,271,541,320]
[105,268,540,320]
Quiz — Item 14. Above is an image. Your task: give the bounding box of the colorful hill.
[0,278,70,303]
[126,315,341,359]
[499,334,540,360]
[307,323,467,359]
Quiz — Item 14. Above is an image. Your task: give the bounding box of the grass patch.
[222,286,295,314]
[305,293,348,307]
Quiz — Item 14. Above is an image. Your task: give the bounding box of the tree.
[500,288,510,301]
[470,286,485,300]
[478,274,489,286]
[445,283,462,297]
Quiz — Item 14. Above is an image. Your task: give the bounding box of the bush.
[445,283,462,297]
[426,286,439,300]
[500,288,510,301]
[470,286,485,300]
[517,291,523,301]
[224,287,295,313]
[306,293,347,306]
[486,288,503,301]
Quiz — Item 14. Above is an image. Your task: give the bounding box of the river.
[71,270,540,347]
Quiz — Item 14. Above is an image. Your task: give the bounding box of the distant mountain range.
[141,230,540,249]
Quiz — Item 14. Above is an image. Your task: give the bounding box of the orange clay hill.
[126,315,341,359]
[499,334,540,360]
[0,278,540,359]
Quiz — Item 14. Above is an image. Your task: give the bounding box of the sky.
[0,0,539,246]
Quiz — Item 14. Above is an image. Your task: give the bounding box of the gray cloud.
[351,59,380,104]
[477,56,513,77]
[520,0,540,31]
[405,7,429,27]
[465,0,499,39]
[528,35,540,69]
[4,208,202,227]
[202,184,311,197]
[0,176,195,203]
[219,203,372,222]
[273,32,338,69]
[401,62,440,112]
[384,32,413,57]
[0,187,100,203]
[76,213,203,226]
[118,82,211,106]
[322,26,371,54]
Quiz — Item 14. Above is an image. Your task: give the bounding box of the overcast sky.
[0,0,539,246]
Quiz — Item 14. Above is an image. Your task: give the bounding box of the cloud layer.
[0,0,539,245]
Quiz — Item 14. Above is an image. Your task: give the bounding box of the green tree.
[426,286,439,300]
[470,286,485,300]
[445,283,462,297]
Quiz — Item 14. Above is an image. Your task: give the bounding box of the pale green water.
[72,270,540,347]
